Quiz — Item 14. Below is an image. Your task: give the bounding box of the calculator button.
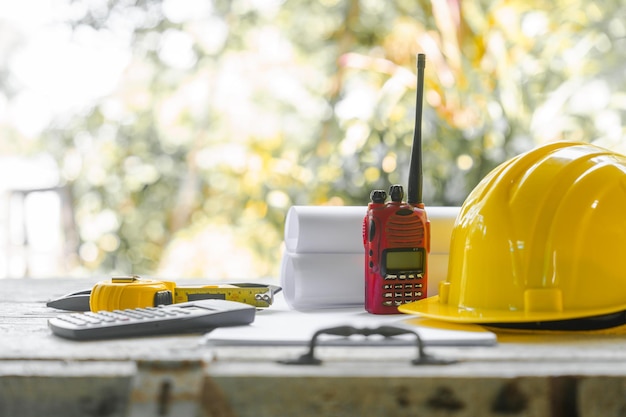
[167,308,191,315]
[61,316,88,326]
[134,308,158,318]
[111,310,131,320]
[78,313,102,324]
[121,310,145,319]
[163,309,181,316]
[146,309,167,317]
[95,314,116,322]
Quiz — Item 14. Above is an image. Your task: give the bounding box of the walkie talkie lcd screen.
[386,250,423,270]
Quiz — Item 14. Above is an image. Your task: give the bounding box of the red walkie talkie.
[363,54,430,314]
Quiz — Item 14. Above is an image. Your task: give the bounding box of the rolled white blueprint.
[284,206,365,254]
[284,206,460,254]
[281,252,364,310]
[427,206,461,253]
[280,251,451,310]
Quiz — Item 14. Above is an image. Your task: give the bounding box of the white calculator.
[48,299,256,340]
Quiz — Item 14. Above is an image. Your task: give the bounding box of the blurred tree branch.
[1,0,625,277]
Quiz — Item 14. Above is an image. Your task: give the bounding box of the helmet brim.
[399,296,625,324]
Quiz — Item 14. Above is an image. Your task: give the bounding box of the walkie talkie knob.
[389,185,404,202]
[370,190,387,203]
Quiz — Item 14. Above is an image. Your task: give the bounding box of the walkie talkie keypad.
[380,274,423,307]
[49,299,255,340]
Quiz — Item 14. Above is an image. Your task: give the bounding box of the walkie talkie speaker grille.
[400,141,626,324]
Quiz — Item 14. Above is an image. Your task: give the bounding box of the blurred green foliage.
[1,0,625,278]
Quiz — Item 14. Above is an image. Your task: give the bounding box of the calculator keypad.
[55,306,191,327]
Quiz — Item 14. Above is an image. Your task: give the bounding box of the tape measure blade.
[173,286,270,307]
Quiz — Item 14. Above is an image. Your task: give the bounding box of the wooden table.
[3,278,626,417]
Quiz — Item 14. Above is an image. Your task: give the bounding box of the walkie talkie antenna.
[407,53,426,206]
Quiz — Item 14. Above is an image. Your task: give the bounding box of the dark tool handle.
[278,325,455,366]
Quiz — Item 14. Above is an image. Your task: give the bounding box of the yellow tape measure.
[89,275,279,312]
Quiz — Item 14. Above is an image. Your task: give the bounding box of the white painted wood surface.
[3,278,626,417]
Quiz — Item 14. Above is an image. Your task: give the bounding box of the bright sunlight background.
[1,0,625,279]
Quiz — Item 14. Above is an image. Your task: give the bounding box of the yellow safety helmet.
[400,141,626,329]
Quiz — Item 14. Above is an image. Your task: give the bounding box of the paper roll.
[281,252,364,310]
[280,252,450,310]
[285,205,460,254]
[284,206,365,254]
[426,206,461,253]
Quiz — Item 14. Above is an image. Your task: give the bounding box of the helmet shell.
[400,141,626,323]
